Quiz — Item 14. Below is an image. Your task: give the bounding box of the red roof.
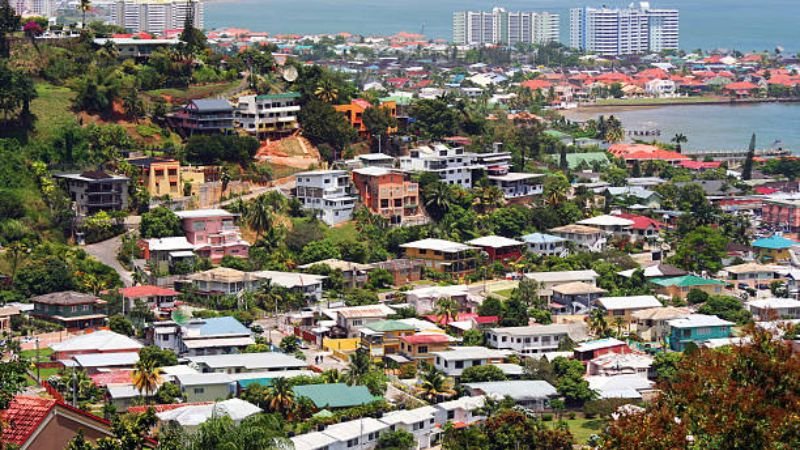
[117,285,179,298]
[400,334,451,345]
[423,312,477,325]
[624,149,690,162]
[724,81,759,91]
[679,160,722,170]
[127,402,214,415]
[608,143,660,157]
[755,186,779,195]
[635,68,669,80]
[473,316,499,324]
[1,396,56,446]
[521,79,553,90]
[615,213,665,231]
[90,370,133,387]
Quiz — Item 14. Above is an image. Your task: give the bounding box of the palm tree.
[473,184,504,214]
[132,359,162,402]
[264,377,296,417]
[433,297,460,325]
[347,349,371,385]
[314,78,339,104]
[245,194,274,240]
[613,316,626,337]
[671,133,688,153]
[423,182,453,221]
[79,0,91,29]
[321,368,344,383]
[415,365,456,403]
[588,309,610,337]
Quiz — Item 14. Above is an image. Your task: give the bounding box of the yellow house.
[129,156,182,198]
[399,238,478,276]
[399,334,453,366]
[651,275,726,299]
[360,320,416,362]
[751,235,797,263]
[596,295,664,324]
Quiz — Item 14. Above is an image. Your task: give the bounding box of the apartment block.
[55,171,129,217]
[110,0,204,34]
[235,92,301,138]
[570,2,678,56]
[293,170,357,226]
[351,167,426,226]
[175,209,249,263]
[453,7,560,46]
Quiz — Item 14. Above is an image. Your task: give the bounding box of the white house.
[433,395,486,426]
[431,346,512,377]
[520,233,568,257]
[645,78,676,97]
[293,170,358,226]
[524,270,599,301]
[746,298,800,320]
[486,170,545,201]
[576,215,634,238]
[485,323,588,355]
[549,224,607,252]
[291,417,389,450]
[379,406,438,449]
[399,143,481,188]
[463,380,558,411]
[187,352,308,374]
[586,374,656,399]
[252,270,327,301]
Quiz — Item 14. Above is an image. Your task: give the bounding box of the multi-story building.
[351,167,426,226]
[92,38,181,60]
[166,98,235,137]
[31,291,108,330]
[359,320,417,362]
[110,0,204,34]
[667,314,734,351]
[431,346,512,378]
[570,2,679,56]
[127,156,182,198]
[399,143,480,189]
[400,238,478,277]
[334,99,397,139]
[486,324,585,356]
[55,171,129,217]
[293,170,357,226]
[486,166,544,203]
[11,0,54,17]
[175,209,250,263]
[235,92,301,138]
[452,7,560,46]
[399,334,453,366]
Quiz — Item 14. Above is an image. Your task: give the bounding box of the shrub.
[542,413,554,421]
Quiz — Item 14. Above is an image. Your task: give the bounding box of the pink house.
[175,209,250,263]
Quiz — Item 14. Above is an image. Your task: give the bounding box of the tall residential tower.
[110,0,204,34]
[453,7,559,46]
[570,2,678,56]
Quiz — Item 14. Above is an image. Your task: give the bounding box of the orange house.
[352,167,426,226]
[334,99,397,138]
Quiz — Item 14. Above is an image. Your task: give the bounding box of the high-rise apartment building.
[570,2,678,56]
[453,7,559,46]
[110,0,204,34]
[11,0,54,17]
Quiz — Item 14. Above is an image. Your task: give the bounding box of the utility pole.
[35,337,40,381]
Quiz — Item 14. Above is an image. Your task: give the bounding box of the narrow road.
[83,233,134,287]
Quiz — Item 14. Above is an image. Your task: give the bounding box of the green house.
[31,291,107,330]
[292,383,380,409]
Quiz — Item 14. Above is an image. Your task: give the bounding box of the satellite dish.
[282,66,298,82]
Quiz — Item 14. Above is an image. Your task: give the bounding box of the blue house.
[752,234,797,263]
[666,314,734,351]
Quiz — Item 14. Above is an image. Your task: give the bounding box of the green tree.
[0,0,20,58]
[670,225,729,273]
[376,429,415,450]
[652,352,683,383]
[697,295,752,325]
[462,328,485,346]
[279,335,299,354]
[178,0,207,55]
[138,345,178,367]
[415,364,456,403]
[155,381,183,404]
[478,296,504,317]
[263,377,296,417]
[0,61,37,122]
[671,133,688,153]
[362,105,397,149]
[460,364,508,383]
[410,98,460,139]
[109,314,134,336]
[553,356,597,406]
[245,194,275,240]
[132,359,162,402]
[367,268,394,289]
[433,296,460,325]
[298,99,357,158]
[139,207,182,238]
[346,349,372,385]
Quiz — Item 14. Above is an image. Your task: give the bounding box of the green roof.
[752,235,797,250]
[366,320,416,332]
[544,129,571,140]
[255,92,301,100]
[292,383,379,409]
[651,275,726,288]
[380,96,413,106]
[560,152,610,170]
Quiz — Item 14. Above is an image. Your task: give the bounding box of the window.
[447,411,455,420]
[368,432,379,440]
[472,360,481,366]
[455,361,464,369]
[352,319,363,326]
[193,387,205,394]
[347,438,359,448]
[418,345,428,354]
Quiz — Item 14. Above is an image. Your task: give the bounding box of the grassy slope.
[30,83,77,141]
[558,418,607,445]
[145,81,240,104]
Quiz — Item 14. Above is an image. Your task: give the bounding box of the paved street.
[83,233,134,287]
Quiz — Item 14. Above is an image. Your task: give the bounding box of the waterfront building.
[570,2,679,56]
[452,7,559,46]
[54,171,129,217]
[110,0,204,35]
[235,92,301,138]
[292,170,357,226]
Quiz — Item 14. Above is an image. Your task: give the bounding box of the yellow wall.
[323,337,360,352]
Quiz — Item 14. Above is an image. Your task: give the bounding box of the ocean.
[562,102,800,152]
[204,0,799,53]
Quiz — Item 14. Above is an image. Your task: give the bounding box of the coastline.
[568,97,800,114]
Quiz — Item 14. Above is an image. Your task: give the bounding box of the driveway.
[83,233,133,287]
